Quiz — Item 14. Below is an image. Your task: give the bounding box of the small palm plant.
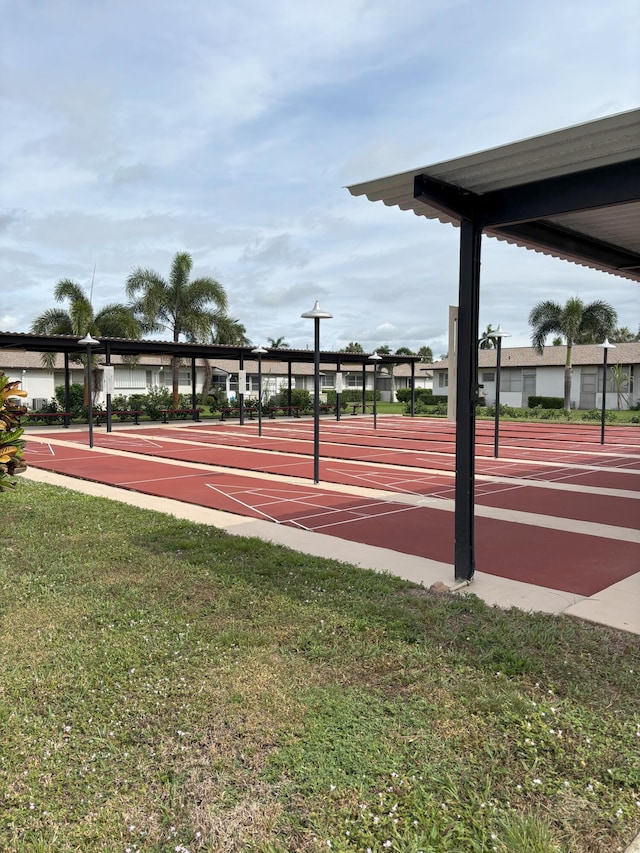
[0,373,28,490]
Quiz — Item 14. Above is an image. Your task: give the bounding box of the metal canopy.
[0,331,419,369]
[347,109,640,584]
[348,109,640,281]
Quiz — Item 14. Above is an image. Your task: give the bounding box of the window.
[346,373,362,388]
[320,373,334,389]
[247,375,260,392]
[114,368,147,389]
[179,370,192,385]
[482,371,495,383]
[500,368,522,392]
[599,364,630,393]
[438,372,448,388]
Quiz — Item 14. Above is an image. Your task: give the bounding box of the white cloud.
[1,0,638,347]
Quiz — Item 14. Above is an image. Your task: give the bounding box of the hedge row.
[527,396,565,409]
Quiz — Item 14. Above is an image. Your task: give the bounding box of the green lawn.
[1,481,639,852]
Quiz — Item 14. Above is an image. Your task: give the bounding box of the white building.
[0,350,431,409]
[430,342,639,410]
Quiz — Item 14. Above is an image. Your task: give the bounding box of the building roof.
[0,348,424,377]
[431,341,640,370]
[347,110,640,282]
[0,331,421,370]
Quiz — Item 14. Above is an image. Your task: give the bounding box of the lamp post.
[251,346,268,436]
[369,352,382,429]
[79,332,100,448]
[301,300,333,483]
[484,324,511,458]
[597,338,616,445]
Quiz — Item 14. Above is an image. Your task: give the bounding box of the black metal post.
[191,358,197,412]
[257,353,263,437]
[410,362,415,417]
[601,345,608,445]
[494,336,502,458]
[64,353,71,428]
[336,357,341,421]
[312,318,320,483]
[239,353,245,425]
[362,364,366,412]
[454,219,482,582]
[105,342,112,433]
[86,344,94,448]
[373,365,378,429]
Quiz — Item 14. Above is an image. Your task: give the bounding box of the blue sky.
[1,0,638,353]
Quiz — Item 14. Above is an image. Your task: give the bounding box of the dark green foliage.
[326,389,379,404]
[54,383,84,418]
[528,396,565,409]
[397,388,437,404]
[273,388,312,411]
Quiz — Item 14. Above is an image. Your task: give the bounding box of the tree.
[395,346,414,356]
[479,324,497,349]
[528,296,617,411]
[126,252,228,407]
[340,342,364,353]
[212,317,251,346]
[267,336,289,348]
[611,326,640,342]
[31,278,141,404]
[417,346,433,362]
[609,363,631,410]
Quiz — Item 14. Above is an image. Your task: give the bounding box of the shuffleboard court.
[24,415,639,598]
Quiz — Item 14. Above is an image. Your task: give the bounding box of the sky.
[1,0,639,355]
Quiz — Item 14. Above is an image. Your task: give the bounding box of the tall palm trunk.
[563,343,573,412]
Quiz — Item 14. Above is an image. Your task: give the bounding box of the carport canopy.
[347,108,640,582]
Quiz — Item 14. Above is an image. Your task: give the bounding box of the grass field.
[1,481,639,852]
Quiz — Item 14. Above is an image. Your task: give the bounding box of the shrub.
[55,383,85,418]
[326,389,379,405]
[275,388,312,411]
[110,394,130,410]
[528,396,564,409]
[139,386,173,420]
[0,373,28,490]
[396,387,435,404]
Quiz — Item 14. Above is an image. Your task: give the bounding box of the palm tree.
[417,345,433,362]
[479,324,497,349]
[126,252,228,406]
[267,336,289,349]
[31,279,141,404]
[529,296,617,411]
[198,317,251,402]
[340,342,364,353]
[611,326,639,342]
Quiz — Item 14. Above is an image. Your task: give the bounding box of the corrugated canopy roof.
[347,109,640,282]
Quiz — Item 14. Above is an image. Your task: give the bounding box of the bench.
[160,408,203,423]
[219,407,257,421]
[349,403,368,415]
[95,409,143,426]
[26,411,71,427]
[266,406,302,419]
[319,404,335,415]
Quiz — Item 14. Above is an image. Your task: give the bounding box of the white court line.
[306,502,420,531]
[204,483,308,529]
[25,442,56,457]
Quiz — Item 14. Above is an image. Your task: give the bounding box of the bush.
[326,389,379,405]
[275,388,312,411]
[528,396,564,409]
[0,373,27,490]
[55,383,84,418]
[139,386,173,420]
[110,394,130,410]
